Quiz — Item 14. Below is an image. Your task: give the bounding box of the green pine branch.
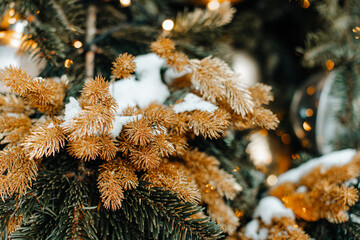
[97,182,224,240]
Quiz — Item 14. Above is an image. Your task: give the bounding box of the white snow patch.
[163,67,192,85]
[32,77,45,82]
[172,93,218,113]
[5,113,22,117]
[110,115,140,138]
[109,53,169,113]
[253,196,295,225]
[62,97,82,125]
[244,220,268,240]
[47,122,55,129]
[344,178,358,187]
[277,149,356,185]
[350,213,360,224]
[233,182,243,192]
[296,186,308,193]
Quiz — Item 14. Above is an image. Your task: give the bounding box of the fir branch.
[101,182,224,240]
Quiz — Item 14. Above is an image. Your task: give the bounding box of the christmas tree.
[0,1,280,239]
[0,0,359,239]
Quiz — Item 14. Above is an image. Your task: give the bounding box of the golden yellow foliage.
[270,153,360,223]
[111,53,136,80]
[98,159,138,210]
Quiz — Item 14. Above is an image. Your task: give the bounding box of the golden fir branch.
[0,114,32,133]
[187,108,231,139]
[128,146,161,171]
[170,2,236,36]
[0,66,67,114]
[0,66,32,95]
[181,149,242,233]
[111,53,136,80]
[65,105,116,141]
[6,215,22,235]
[151,37,279,133]
[98,159,138,210]
[0,94,33,115]
[240,216,310,240]
[202,190,240,235]
[22,120,66,159]
[151,38,190,72]
[0,35,280,237]
[79,76,118,110]
[248,83,274,106]
[270,153,360,223]
[0,146,37,201]
[68,136,103,161]
[142,161,201,204]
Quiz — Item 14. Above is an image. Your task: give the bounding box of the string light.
[306,86,315,95]
[0,32,5,38]
[8,17,16,24]
[120,0,131,7]
[207,0,220,11]
[301,0,310,8]
[64,59,73,68]
[10,39,21,48]
[353,27,360,39]
[73,40,83,48]
[281,133,291,144]
[291,153,300,160]
[305,108,313,117]
[8,9,15,17]
[259,129,268,136]
[162,19,174,31]
[303,121,311,131]
[267,175,278,186]
[326,59,334,71]
[235,210,244,218]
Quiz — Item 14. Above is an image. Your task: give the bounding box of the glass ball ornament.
[290,71,348,154]
[290,73,323,151]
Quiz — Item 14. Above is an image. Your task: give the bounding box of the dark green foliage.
[302,0,360,153]
[7,171,97,240]
[0,151,223,239]
[97,182,223,240]
[2,176,223,239]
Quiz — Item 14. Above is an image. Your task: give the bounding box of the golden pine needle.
[150,133,176,157]
[128,147,161,171]
[151,38,176,58]
[0,114,32,133]
[67,136,102,161]
[249,83,274,106]
[7,215,22,235]
[187,108,231,139]
[171,2,235,35]
[111,53,136,79]
[224,81,254,117]
[123,118,154,146]
[142,161,201,203]
[80,76,118,110]
[0,146,37,200]
[270,152,360,223]
[98,159,138,210]
[66,105,116,141]
[252,108,279,130]
[98,134,118,161]
[22,121,66,159]
[0,66,32,95]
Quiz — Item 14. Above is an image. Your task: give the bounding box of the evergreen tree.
[0,1,279,239]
